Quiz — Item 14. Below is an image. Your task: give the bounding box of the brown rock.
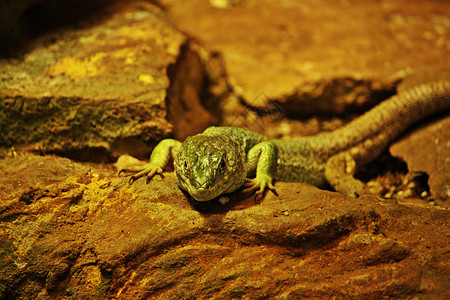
[391,115,450,203]
[0,1,220,161]
[164,0,450,116]
[224,183,379,248]
[1,154,449,299]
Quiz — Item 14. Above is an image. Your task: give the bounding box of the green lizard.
[120,81,450,201]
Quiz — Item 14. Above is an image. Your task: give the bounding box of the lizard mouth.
[176,173,219,201]
[188,186,219,202]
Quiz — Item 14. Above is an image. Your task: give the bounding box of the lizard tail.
[322,80,450,152]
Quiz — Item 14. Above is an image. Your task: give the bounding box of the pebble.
[219,196,230,204]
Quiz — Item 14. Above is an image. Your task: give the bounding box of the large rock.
[391,115,450,204]
[0,154,449,299]
[164,0,450,111]
[0,1,220,162]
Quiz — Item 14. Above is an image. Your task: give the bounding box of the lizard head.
[174,132,246,201]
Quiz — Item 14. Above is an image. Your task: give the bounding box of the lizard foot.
[241,176,277,199]
[325,151,366,197]
[119,164,163,184]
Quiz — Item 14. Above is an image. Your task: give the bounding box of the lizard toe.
[241,176,276,197]
[146,168,163,183]
[241,182,259,195]
[125,164,163,184]
[118,165,144,176]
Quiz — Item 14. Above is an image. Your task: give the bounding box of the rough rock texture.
[390,115,450,205]
[0,1,220,161]
[163,0,450,107]
[1,154,449,299]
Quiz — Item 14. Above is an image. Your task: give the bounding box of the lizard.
[119,80,450,201]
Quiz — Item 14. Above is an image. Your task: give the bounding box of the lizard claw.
[119,164,163,184]
[241,176,277,198]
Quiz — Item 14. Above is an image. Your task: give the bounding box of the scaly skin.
[120,81,450,201]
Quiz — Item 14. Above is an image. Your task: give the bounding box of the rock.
[0,154,203,299]
[164,0,450,118]
[224,184,379,248]
[390,115,450,204]
[338,233,410,266]
[165,42,220,140]
[1,154,449,299]
[0,1,220,162]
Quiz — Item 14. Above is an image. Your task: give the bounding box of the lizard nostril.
[192,176,210,189]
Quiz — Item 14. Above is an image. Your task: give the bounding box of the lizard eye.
[219,158,227,173]
[183,160,189,171]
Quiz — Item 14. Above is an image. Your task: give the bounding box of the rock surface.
[1,154,449,299]
[0,1,220,161]
[391,115,450,205]
[163,0,450,118]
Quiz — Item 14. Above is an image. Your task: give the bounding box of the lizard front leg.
[119,139,181,183]
[242,141,278,196]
